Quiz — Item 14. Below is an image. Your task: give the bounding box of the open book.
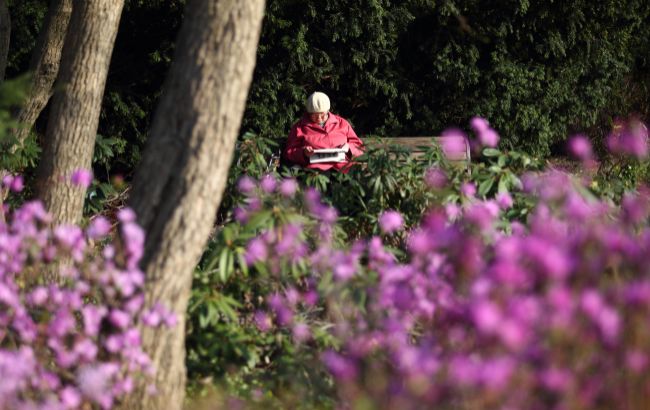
[309,147,348,164]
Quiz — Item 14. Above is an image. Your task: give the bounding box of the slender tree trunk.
[119,0,265,408]
[0,0,10,80]
[13,0,73,146]
[35,0,124,225]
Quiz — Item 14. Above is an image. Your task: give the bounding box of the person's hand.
[303,146,315,157]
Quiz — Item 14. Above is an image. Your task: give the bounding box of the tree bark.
[12,0,73,146]
[0,0,9,80]
[119,0,265,408]
[35,0,124,225]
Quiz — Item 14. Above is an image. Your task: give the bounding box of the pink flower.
[292,322,311,343]
[245,237,268,265]
[470,116,490,133]
[461,182,476,197]
[568,134,593,160]
[108,309,131,329]
[87,216,112,239]
[60,386,82,408]
[71,169,93,188]
[253,311,272,332]
[237,176,256,194]
[279,178,298,197]
[117,208,137,223]
[378,210,404,234]
[496,192,513,209]
[76,364,118,407]
[424,167,447,189]
[260,174,277,193]
[9,175,24,192]
[478,128,500,148]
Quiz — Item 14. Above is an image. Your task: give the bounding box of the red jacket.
[283,113,364,171]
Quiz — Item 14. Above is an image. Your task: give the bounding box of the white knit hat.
[306,92,331,113]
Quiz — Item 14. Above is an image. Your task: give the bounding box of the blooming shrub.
[0,176,173,409]
[228,169,650,409]
[189,119,649,408]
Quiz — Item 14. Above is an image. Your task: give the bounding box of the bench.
[368,136,471,169]
[268,135,471,171]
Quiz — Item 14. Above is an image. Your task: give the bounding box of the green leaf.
[245,210,273,231]
[482,148,501,157]
[478,177,495,197]
[498,176,509,193]
[218,248,231,282]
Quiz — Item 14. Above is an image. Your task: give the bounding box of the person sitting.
[282,92,364,172]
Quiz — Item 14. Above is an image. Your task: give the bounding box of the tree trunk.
[119,0,265,408]
[0,0,9,81]
[35,0,124,225]
[12,0,73,146]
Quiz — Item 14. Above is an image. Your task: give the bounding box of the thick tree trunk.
[35,0,124,225]
[119,0,265,409]
[13,0,73,146]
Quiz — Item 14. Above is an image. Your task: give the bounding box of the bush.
[0,176,173,409]
[187,120,650,407]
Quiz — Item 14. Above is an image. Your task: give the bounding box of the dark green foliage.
[98,0,185,174]
[0,75,39,171]
[5,0,48,77]
[7,0,648,182]
[245,0,650,157]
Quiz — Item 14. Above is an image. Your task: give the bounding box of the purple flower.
[82,306,108,337]
[607,120,649,159]
[117,208,137,223]
[322,351,357,380]
[424,167,447,189]
[245,237,268,265]
[379,210,404,234]
[70,169,93,188]
[279,178,298,197]
[253,311,272,332]
[292,322,311,343]
[60,386,82,408]
[540,367,573,392]
[9,175,24,192]
[76,364,118,407]
[478,128,500,148]
[496,192,513,209]
[470,116,490,133]
[472,300,502,334]
[461,182,476,197]
[87,216,112,239]
[54,224,84,250]
[568,134,593,160]
[441,127,467,140]
[237,176,257,194]
[108,309,131,329]
[260,174,277,193]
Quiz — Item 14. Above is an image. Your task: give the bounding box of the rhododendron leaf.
[498,176,509,194]
[479,178,495,197]
[236,250,249,276]
[498,155,507,168]
[483,148,500,157]
[218,248,231,283]
[245,210,273,230]
[222,225,234,244]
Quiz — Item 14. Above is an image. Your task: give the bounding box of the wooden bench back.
[368,136,471,164]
